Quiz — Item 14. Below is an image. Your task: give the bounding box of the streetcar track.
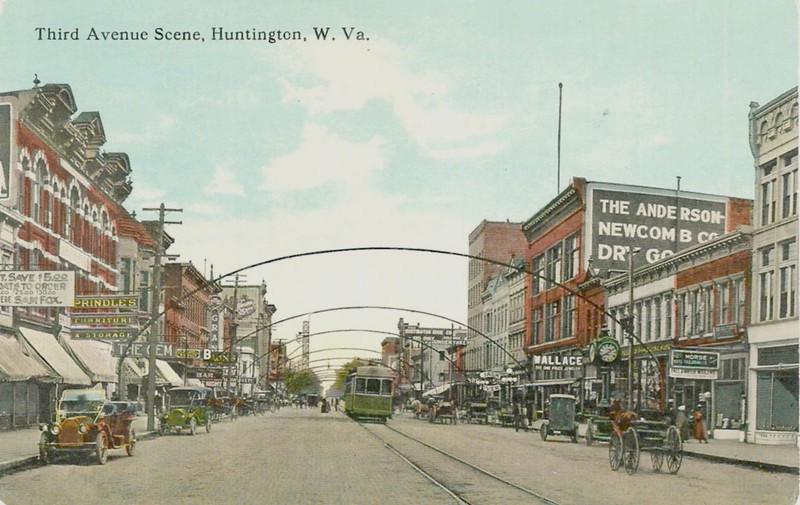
[358,420,561,505]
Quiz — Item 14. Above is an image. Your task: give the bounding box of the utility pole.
[143,203,182,432]
[227,274,240,394]
[625,247,640,410]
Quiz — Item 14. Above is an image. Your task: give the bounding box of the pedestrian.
[675,405,690,441]
[692,404,709,443]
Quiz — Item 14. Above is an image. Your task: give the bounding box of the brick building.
[604,229,751,437]
[522,177,751,412]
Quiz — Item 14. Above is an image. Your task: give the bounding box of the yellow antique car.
[39,388,136,464]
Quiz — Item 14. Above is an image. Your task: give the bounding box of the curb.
[0,430,160,478]
[682,450,799,475]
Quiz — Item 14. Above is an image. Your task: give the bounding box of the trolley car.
[343,365,394,423]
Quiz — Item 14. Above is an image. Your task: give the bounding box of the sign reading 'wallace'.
[533,354,583,371]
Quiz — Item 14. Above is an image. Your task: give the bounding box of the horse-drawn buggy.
[607,408,683,475]
[429,399,457,425]
[462,401,488,424]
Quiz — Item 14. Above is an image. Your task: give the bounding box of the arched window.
[68,187,80,241]
[32,159,46,222]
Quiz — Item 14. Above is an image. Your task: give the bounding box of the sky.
[0,1,796,382]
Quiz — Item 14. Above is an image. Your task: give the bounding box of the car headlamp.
[78,424,89,435]
[50,425,60,435]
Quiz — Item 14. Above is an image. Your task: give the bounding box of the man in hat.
[676,405,690,441]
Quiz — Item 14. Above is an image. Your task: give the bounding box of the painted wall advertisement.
[0,270,75,306]
[588,187,728,274]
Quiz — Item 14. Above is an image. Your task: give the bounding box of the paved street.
[0,408,797,505]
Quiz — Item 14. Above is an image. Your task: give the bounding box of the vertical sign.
[207,296,223,350]
[0,104,11,200]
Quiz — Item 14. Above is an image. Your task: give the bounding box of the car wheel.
[189,417,197,436]
[126,427,136,456]
[95,431,108,465]
[39,432,51,464]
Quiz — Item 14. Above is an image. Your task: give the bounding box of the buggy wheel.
[540,422,548,441]
[206,416,211,433]
[609,432,623,471]
[39,432,51,464]
[158,421,165,436]
[126,427,136,456]
[586,420,594,446]
[189,417,197,436]
[665,425,683,474]
[623,427,640,475]
[95,431,108,465]
[651,451,664,472]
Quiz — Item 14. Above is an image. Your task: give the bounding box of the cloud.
[186,202,223,215]
[260,123,385,193]
[129,182,166,204]
[646,134,670,146]
[206,163,246,196]
[115,113,177,144]
[276,39,505,160]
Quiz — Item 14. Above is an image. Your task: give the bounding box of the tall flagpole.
[557,82,563,194]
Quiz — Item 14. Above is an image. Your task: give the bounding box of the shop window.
[756,370,799,432]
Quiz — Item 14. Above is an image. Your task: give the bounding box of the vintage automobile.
[39,388,136,465]
[540,394,580,442]
[158,386,214,435]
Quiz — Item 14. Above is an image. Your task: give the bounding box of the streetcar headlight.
[50,425,60,435]
[78,424,89,435]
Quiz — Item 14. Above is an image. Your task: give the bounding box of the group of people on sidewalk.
[669,401,709,443]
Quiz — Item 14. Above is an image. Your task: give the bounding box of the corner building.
[746,87,798,446]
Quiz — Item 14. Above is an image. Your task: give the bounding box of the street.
[0,408,796,505]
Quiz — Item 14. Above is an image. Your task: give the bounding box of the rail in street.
[360,421,559,505]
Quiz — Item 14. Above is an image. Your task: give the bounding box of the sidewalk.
[0,416,156,475]
[529,419,799,474]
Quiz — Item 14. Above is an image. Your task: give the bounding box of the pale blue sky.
[0,1,796,365]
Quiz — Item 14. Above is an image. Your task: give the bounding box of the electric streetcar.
[342,365,394,423]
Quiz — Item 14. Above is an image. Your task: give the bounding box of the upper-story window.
[760,159,778,226]
[781,149,798,219]
[778,238,797,319]
[532,254,545,294]
[563,234,579,280]
[546,244,562,287]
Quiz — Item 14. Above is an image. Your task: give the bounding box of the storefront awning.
[19,328,91,385]
[750,364,799,372]
[529,378,579,387]
[156,360,183,387]
[0,332,57,382]
[423,383,452,397]
[65,337,117,384]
